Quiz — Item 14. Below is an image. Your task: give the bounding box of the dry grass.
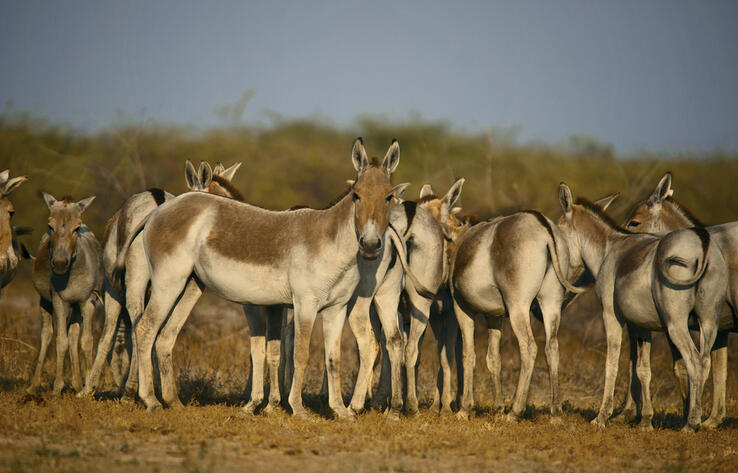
[1,267,737,472]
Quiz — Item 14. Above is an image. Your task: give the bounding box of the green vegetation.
[2,113,737,242]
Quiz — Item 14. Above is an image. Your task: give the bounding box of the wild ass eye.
[385,194,393,203]
[627,221,640,228]
[352,192,360,202]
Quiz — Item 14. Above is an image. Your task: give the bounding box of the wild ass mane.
[574,197,633,235]
[211,175,245,202]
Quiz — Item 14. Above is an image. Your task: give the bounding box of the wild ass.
[27,193,102,394]
[129,139,407,417]
[620,172,737,428]
[449,192,594,421]
[78,161,242,398]
[0,170,29,295]
[557,183,727,431]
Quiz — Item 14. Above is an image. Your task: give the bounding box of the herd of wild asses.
[1,139,736,432]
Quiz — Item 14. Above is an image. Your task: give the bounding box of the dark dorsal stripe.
[148,188,167,206]
[575,197,633,235]
[402,201,417,237]
[521,210,556,244]
[665,197,705,227]
[211,175,245,202]
[288,205,309,211]
[417,194,439,204]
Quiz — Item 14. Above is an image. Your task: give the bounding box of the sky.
[1,0,737,154]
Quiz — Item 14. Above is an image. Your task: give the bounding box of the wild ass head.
[42,193,95,275]
[623,172,702,233]
[418,178,465,240]
[185,160,244,201]
[558,183,621,275]
[350,138,407,260]
[0,170,28,274]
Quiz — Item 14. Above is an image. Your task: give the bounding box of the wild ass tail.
[387,224,437,299]
[656,227,710,286]
[111,213,151,286]
[19,242,35,261]
[524,210,588,295]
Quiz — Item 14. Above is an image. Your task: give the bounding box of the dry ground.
[1,267,737,473]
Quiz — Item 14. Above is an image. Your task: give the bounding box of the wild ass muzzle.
[0,169,28,294]
[78,161,242,399]
[620,172,737,429]
[27,193,102,395]
[130,139,406,418]
[557,182,727,431]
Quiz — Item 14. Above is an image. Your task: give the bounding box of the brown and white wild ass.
[131,139,406,418]
[557,183,727,431]
[620,172,737,428]
[78,161,242,398]
[448,189,592,421]
[0,170,28,295]
[27,193,102,394]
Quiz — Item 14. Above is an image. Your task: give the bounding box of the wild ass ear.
[185,160,200,190]
[558,183,573,220]
[381,139,400,175]
[649,172,672,205]
[392,182,411,201]
[2,176,28,196]
[451,206,463,215]
[219,162,242,181]
[594,192,619,212]
[0,170,9,186]
[213,163,226,175]
[351,137,369,172]
[41,192,57,210]
[419,184,434,199]
[198,161,213,189]
[76,196,96,213]
[442,178,465,209]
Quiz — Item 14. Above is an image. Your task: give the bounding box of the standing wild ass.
[0,170,28,295]
[448,191,594,421]
[78,161,242,398]
[129,139,407,418]
[557,183,726,431]
[620,172,737,428]
[27,193,102,394]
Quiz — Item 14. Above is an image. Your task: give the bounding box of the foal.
[0,170,28,294]
[28,193,102,394]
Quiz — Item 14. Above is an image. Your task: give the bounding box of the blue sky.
[1,0,737,154]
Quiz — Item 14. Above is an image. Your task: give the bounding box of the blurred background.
[1,1,738,415]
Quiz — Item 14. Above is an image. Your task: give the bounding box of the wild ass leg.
[347,295,379,415]
[484,316,503,413]
[369,309,391,410]
[704,330,729,429]
[280,308,294,402]
[537,278,565,418]
[136,268,190,412]
[288,302,318,419]
[110,313,132,391]
[667,338,690,418]
[321,304,354,420]
[592,301,623,427]
[404,291,433,416]
[264,306,283,414]
[453,298,476,420]
[68,308,83,392]
[28,298,53,394]
[634,331,654,430]
[613,324,640,424]
[52,296,72,394]
[156,277,204,408]
[507,302,538,421]
[122,238,150,401]
[242,305,267,414]
[373,269,406,419]
[79,283,122,396]
[666,323,706,432]
[436,304,460,415]
[79,296,96,386]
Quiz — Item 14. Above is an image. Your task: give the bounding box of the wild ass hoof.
[681,422,700,433]
[385,408,401,421]
[505,411,521,423]
[26,385,41,396]
[590,415,608,428]
[333,406,356,421]
[702,417,722,430]
[76,388,94,399]
[145,401,163,413]
[166,398,185,410]
[52,384,64,396]
[611,409,636,425]
[290,407,312,420]
[638,418,654,431]
[549,416,563,426]
[439,406,453,417]
[263,401,282,416]
[241,400,261,415]
[120,392,137,404]
[455,410,470,421]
